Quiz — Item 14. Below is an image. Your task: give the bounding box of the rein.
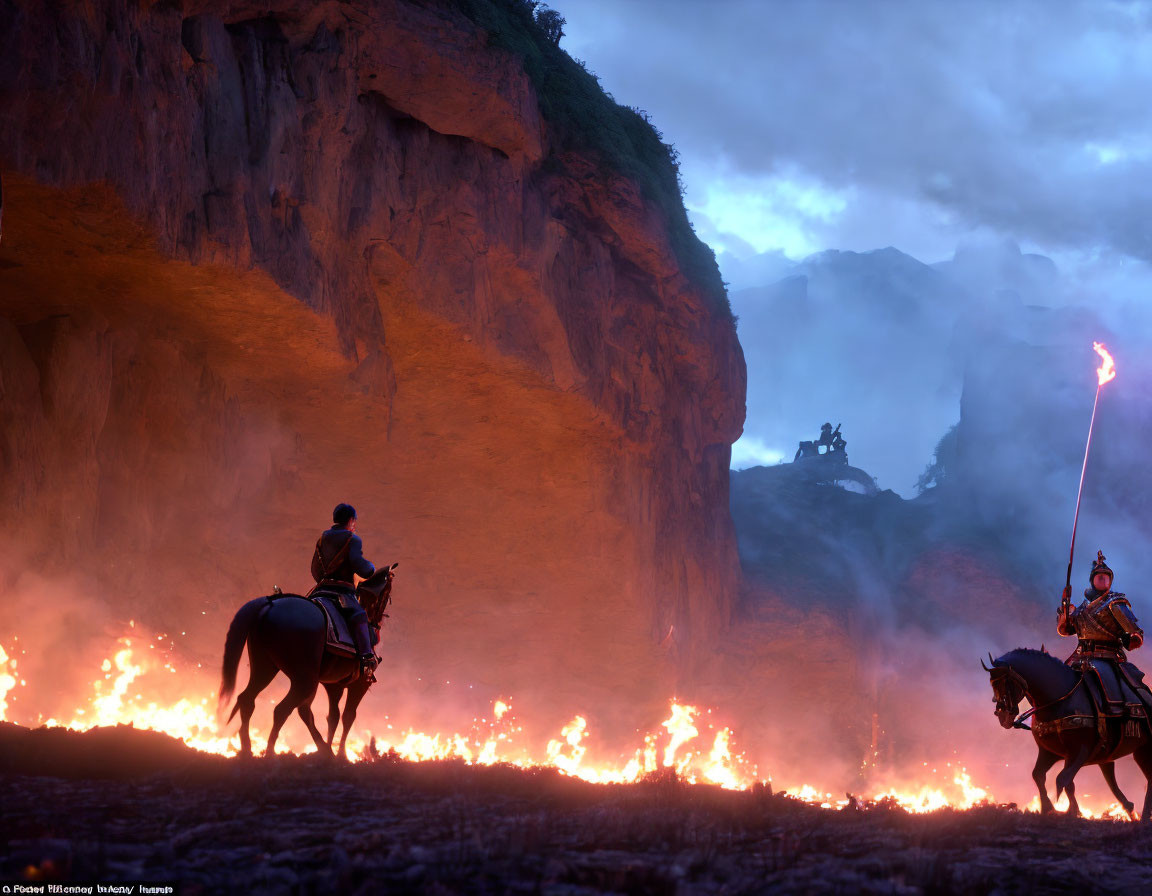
[1004,669,1085,731]
[360,574,394,630]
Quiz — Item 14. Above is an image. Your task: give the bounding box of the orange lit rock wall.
[0,1,744,730]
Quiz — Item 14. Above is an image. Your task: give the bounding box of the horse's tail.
[218,597,269,719]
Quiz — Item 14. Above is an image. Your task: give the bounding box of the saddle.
[1080,658,1148,711]
[307,588,360,658]
[267,587,361,658]
[1045,656,1152,757]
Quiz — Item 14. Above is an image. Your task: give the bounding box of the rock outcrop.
[0,0,745,735]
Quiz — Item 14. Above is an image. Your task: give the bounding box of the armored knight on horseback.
[1058,550,1152,721]
[310,503,379,680]
[982,552,1152,819]
[981,344,1152,815]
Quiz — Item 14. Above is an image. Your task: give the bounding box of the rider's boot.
[350,613,378,683]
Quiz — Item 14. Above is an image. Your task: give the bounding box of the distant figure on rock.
[794,422,846,462]
[311,503,378,680]
[816,422,836,454]
[794,440,818,461]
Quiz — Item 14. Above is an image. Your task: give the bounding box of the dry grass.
[4,724,1152,893]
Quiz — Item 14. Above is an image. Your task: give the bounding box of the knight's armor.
[1058,552,1152,733]
[1059,589,1144,663]
[312,526,377,678]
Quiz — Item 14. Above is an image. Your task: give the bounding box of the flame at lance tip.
[1093,341,1116,386]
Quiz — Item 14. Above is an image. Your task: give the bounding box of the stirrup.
[359,653,378,683]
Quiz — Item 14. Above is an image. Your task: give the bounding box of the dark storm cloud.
[561,0,1152,263]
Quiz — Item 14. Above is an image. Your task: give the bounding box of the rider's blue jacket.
[311,527,375,587]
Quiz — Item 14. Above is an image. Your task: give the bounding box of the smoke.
[0,176,707,769]
[714,234,1152,809]
[728,247,966,496]
[4,181,1150,811]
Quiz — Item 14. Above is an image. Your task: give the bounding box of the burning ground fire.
[0,631,1132,819]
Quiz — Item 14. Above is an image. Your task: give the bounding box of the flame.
[546,715,588,775]
[1,629,1143,818]
[0,645,17,721]
[704,727,743,789]
[1094,341,1116,386]
[662,702,699,769]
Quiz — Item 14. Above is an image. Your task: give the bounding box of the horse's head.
[357,562,399,624]
[982,653,1029,729]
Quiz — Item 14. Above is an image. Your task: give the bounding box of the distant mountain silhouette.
[731,241,1084,495]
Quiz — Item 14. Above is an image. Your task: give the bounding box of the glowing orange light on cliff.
[1094,341,1116,386]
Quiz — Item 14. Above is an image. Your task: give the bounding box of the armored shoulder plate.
[1108,594,1143,638]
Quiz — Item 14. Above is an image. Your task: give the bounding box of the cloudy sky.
[559,0,1152,488]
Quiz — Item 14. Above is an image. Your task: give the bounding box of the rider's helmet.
[821,422,832,431]
[333,503,357,526]
[1090,550,1114,587]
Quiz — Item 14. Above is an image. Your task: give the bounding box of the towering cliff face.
[0,0,745,734]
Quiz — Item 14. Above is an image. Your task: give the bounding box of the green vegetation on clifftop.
[450,0,732,320]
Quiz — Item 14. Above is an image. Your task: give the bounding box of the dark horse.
[984,648,1152,819]
[219,563,397,759]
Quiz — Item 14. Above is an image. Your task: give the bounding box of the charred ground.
[3,724,1152,894]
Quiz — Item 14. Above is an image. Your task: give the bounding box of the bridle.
[360,567,395,637]
[987,664,1034,728]
[984,656,1085,730]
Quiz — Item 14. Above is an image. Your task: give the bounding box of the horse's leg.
[1032,745,1061,814]
[1133,744,1152,821]
[234,648,279,757]
[338,680,370,760]
[295,686,332,757]
[1055,741,1094,816]
[265,675,321,758]
[1099,761,1135,819]
[324,682,344,748]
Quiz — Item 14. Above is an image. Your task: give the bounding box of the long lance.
[1064,385,1101,610]
[1064,343,1116,613]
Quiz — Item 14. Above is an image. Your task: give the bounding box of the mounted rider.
[815,422,835,453]
[1058,550,1152,728]
[311,503,378,679]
